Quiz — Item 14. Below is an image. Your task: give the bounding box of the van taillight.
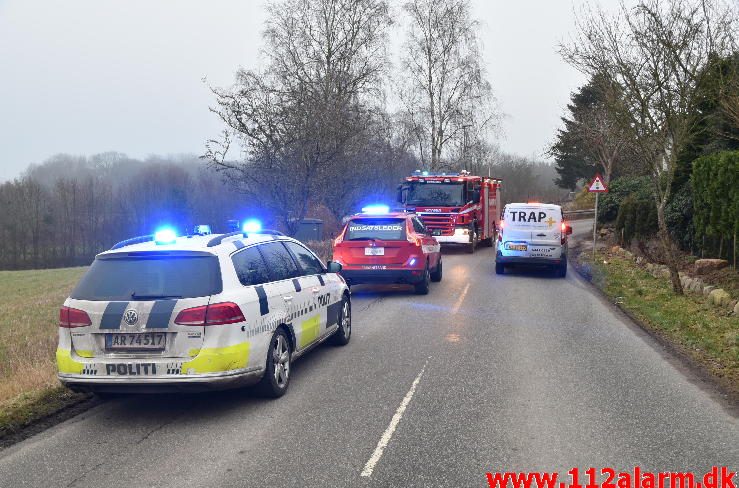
[175,302,245,326]
[561,222,567,245]
[59,306,92,328]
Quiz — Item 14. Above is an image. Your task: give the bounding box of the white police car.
[57,224,351,397]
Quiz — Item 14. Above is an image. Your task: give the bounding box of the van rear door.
[504,205,536,242]
[527,206,562,248]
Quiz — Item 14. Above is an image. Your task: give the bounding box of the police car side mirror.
[327,261,342,273]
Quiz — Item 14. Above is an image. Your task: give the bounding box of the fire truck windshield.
[406,182,465,207]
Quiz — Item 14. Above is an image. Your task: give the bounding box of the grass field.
[579,251,739,395]
[0,267,88,433]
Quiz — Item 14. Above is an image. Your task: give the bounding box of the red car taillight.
[175,302,245,326]
[59,306,92,328]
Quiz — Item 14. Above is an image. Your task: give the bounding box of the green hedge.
[615,197,657,244]
[598,176,652,222]
[692,151,738,259]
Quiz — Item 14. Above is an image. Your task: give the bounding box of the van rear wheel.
[556,258,567,278]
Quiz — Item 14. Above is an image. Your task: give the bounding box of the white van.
[495,203,573,277]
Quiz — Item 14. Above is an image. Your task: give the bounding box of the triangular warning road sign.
[588,174,608,193]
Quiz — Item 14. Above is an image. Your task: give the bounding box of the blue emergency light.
[242,219,263,234]
[193,225,212,236]
[154,228,177,244]
[361,204,390,214]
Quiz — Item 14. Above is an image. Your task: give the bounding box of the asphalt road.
[1,220,737,487]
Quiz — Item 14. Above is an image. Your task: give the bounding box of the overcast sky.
[0,0,587,181]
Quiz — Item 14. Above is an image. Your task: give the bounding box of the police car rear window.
[71,255,222,301]
[346,219,406,241]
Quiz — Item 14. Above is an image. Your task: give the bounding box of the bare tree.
[205,0,392,234]
[561,0,738,294]
[399,0,495,170]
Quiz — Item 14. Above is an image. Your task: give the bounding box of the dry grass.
[0,267,86,404]
[576,251,739,395]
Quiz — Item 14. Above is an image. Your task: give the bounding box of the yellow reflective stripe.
[299,315,321,349]
[56,348,84,374]
[180,342,250,374]
[75,349,94,358]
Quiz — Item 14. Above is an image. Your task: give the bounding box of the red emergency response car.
[332,206,443,294]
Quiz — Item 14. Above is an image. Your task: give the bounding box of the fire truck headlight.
[243,219,262,234]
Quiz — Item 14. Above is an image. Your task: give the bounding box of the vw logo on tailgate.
[123,309,139,327]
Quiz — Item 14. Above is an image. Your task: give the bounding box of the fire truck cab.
[397,171,502,253]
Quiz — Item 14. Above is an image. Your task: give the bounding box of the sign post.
[587,174,609,259]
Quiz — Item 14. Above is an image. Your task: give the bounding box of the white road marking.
[360,358,430,478]
[452,283,470,314]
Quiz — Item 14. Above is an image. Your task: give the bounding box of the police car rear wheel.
[258,330,291,398]
[495,262,504,275]
[415,266,430,295]
[331,297,351,346]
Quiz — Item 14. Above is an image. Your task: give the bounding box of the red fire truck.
[397,170,502,253]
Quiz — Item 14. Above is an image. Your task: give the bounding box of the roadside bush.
[598,176,652,223]
[615,197,657,244]
[572,187,596,210]
[692,150,738,262]
[665,183,697,253]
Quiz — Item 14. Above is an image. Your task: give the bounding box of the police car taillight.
[175,302,245,326]
[59,306,91,328]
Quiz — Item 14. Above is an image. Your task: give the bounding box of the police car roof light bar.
[154,228,177,245]
[110,235,154,250]
[242,219,262,234]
